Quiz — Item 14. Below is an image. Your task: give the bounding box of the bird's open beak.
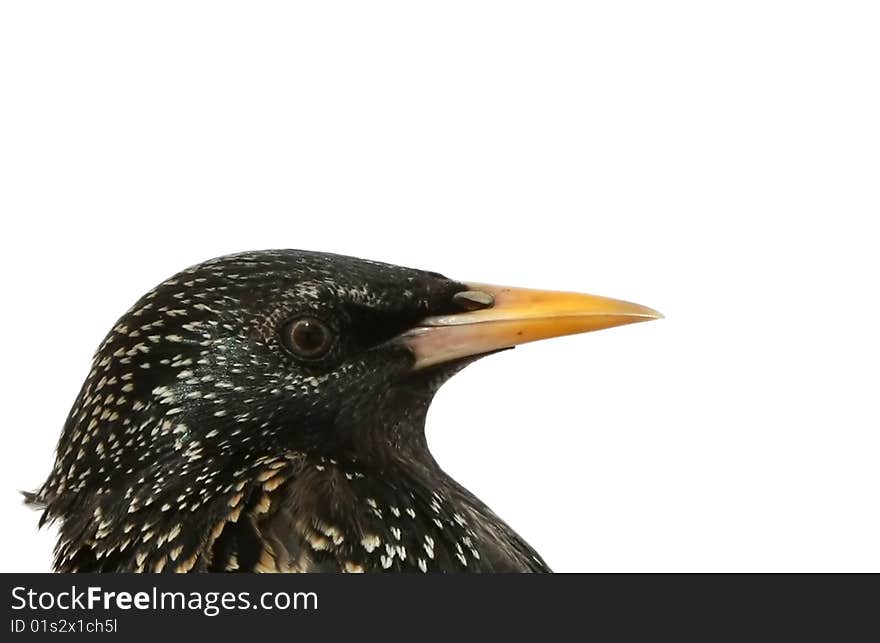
[401,283,663,370]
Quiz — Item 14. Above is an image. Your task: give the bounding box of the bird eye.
[283,317,333,359]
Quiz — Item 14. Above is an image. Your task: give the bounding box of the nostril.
[452,290,495,311]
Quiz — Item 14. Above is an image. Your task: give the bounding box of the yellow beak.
[401,283,663,370]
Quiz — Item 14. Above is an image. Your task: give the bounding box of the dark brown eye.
[283,317,333,359]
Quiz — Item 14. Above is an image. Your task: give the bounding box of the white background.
[1,2,878,572]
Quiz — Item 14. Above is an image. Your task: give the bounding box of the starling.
[27,250,661,573]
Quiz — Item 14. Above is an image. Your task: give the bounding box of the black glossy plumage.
[28,250,550,573]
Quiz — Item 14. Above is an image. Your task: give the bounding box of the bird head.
[31,249,661,571]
